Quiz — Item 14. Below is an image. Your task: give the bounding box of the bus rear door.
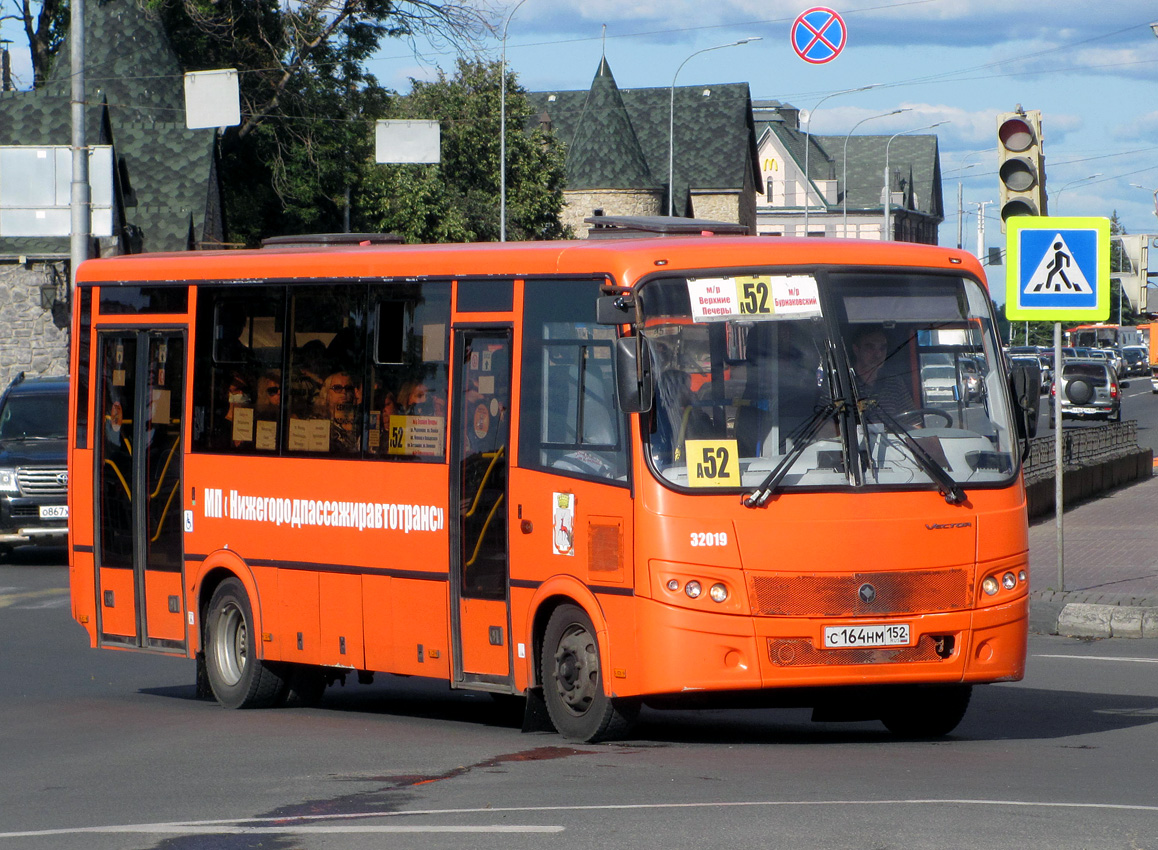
[94,330,187,652]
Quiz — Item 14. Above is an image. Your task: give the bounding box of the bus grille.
[768,636,945,667]
[749,569,971,617]
[17,467,68,497]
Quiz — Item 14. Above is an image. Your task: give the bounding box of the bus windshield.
[639,270,1017,494]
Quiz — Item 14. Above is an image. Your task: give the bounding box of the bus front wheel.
[879,684,972,738]
[540,604,638,742]
[204,578,288,709]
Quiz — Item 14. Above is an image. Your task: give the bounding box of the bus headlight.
[982,577,999,596]
[685,581,702,599]
[709,583,728,603]
[1002,572,1017,590]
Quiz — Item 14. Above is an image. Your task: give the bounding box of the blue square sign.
[1006,216,1110,321]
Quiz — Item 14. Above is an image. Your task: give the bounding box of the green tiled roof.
[564,58,656,191]
[818,134,942,217]
[0,0,220,255]
[529,60,760,216]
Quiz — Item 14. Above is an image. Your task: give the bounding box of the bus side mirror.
[1008,362,1038,442]
[615,335,653,413]
[596,294,632,325]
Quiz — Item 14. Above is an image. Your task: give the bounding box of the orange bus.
[68,229,1032,742]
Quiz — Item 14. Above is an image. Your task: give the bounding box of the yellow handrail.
[463,446,505,519]
[464,494,504,568]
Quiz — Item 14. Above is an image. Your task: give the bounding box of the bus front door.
[94,330,187,652]
[450,329,513,688]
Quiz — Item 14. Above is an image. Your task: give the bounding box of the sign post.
[1006,216,1111,591]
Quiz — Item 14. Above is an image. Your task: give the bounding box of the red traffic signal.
[997,111,1047,230]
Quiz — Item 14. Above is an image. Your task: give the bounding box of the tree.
[353,58,570,243]
[151,0,493,244]
[2,0,66,88]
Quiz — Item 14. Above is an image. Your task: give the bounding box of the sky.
[3,0,1157,265]
[362,0,1158,261]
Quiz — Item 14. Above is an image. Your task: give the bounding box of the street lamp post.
[841,108,908,236]
[882,121,947,240]
[1051,173,1102,212]
[1130,183,1158,220]
[499,0,530,243]
[801,83,880,233]
[668,37,761,217]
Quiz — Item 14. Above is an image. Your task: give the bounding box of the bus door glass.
[451,329,512,684]
[95,330,187,651]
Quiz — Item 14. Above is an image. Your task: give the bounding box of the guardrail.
[1023,421,1153,517]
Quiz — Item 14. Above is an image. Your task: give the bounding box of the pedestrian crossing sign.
[1005,216,1110,321]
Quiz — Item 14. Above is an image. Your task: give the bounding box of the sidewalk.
[1028,465,1158,639]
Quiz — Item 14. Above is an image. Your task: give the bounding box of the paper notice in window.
[307,419,330,452]
[255,420,277,451]
[231,406,254,443]
[288,418,309,451]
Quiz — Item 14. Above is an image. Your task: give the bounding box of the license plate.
[39,505,68,519]
[823,623,910,649]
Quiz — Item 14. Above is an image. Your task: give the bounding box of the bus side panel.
[276,569,320,665]
[69,550,98,646]
[389,577,450,679]
[97,567,137,638]
[507,467,637,690]
[144,571,185,642]
[361,574,394,673]
[319,572,365,669]
[69,445,97,643]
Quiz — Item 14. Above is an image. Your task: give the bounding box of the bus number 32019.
[690,532,728,547]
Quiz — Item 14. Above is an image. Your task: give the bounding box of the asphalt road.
[3,560,1158,850]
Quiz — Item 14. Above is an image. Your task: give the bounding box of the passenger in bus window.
[215,307,255,364]
[255,370,281,419]
[222,368,254,448]
[322,369,361,453]
[850,326,914,418]
[292,340,330,418]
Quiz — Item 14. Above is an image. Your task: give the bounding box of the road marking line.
[0,825,562,837]
[6,799,1158,837]
[1034,654,1158,664]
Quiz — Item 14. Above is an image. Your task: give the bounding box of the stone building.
[528,58,762,235]
[0,0,222,388]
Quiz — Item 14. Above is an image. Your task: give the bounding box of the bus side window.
[519,279,628,483]
[191,288,285,454]
[285,285,366,456]
[368,282,450,462]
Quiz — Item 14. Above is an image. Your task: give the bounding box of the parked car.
[0,374,69,557]
[1050,361,1125,424]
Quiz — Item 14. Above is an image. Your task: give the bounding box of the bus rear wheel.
[540,604,638,742]
[879,684,972,738]
[204,578,287,709]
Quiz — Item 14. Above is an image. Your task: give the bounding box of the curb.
[1030,593,1158,639]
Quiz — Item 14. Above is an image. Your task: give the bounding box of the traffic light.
[997,109,1047,231]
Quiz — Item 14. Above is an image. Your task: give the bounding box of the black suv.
[0,374,69,557]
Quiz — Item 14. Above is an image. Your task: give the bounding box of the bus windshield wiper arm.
[742,400,840,508]
[861,400,967,506]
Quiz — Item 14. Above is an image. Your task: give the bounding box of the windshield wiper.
[859,400,967,505]
[742,399,842,508]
